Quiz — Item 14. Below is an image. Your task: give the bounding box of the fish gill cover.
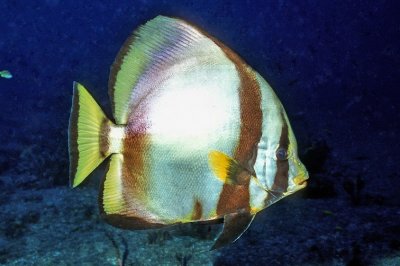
[0,1,399,265]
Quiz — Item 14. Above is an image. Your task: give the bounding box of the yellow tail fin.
[68,82,115,188]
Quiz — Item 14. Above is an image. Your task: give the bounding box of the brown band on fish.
[205,36,263,215]
[273,110,289,192]
[99,118,110,157]
[121,123,153,219]
[266,110,290,203]
[123,130,146,190]
[191,200,203,220]
[68,84,80,187]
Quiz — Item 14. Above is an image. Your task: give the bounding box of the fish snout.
[293,170,309,188]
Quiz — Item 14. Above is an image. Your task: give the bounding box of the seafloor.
[0,0,399,265]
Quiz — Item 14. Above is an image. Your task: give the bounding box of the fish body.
[69,16,308,249]
[0,70,12,79]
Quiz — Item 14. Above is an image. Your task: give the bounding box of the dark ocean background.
[0,0,399,265]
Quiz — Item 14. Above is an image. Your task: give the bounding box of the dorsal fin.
[108,15,232,124]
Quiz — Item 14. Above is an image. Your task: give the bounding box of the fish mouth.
[299,181,307,189]
[293,172,309,188]
[298,180,307,186]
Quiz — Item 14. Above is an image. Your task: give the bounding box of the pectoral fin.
[209,151,268,191]
[208,151,250,185]
[211,211,255,250]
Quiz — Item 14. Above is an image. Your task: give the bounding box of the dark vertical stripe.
[273,110,289,192]
[68,83,80,187]
[266,110,290,204]
[122,125,149,204]
[99,119,110,157]
[204,37,263,215]
[191,200,203,220]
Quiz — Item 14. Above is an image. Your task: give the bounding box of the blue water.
[0,1,399,265]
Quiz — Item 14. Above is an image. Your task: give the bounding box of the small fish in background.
[0,70,12,79]
[68,16,309,250]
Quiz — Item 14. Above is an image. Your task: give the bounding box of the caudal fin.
[68,82,117,188]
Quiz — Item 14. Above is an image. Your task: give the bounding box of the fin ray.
[211,211,255,250]
[108,15,231,124]
[209,151,248,185]
[99,154,167,229]
[101,154,126,214]
[69,82,114,187]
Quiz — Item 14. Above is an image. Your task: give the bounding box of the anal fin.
[101,154,125,215]
[211,211,255,250]
[99,154,167,230]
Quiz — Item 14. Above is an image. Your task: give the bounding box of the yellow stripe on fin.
[102,154,125,215]
[69,82,114,188]
[208,151,248,185]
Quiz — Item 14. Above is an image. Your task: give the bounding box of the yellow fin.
[102,154,125,214]
[69,82,114,188]
[208,151,246,185]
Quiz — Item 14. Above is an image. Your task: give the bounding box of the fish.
[0,70,12,79]
[68,15,309,250]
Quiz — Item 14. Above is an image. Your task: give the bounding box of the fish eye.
[276,148,288,161]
